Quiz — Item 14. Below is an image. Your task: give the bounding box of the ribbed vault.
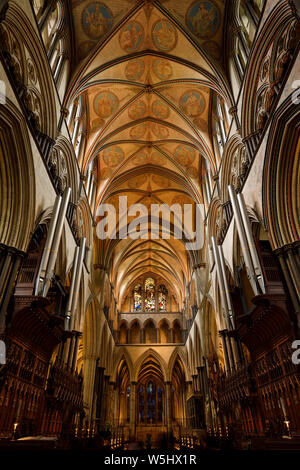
[66,0,231,312]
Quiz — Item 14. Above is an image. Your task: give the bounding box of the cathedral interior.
[0,0,299,452]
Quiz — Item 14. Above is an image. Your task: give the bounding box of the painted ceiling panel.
[68,0,228,305]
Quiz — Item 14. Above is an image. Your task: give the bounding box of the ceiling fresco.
[72,0,225,64]
[68,0,230,308]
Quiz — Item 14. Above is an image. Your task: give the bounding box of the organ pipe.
[65,245,80,330]
[237,192,265,293]
[41,187,71,297]
[211,236,229,330]
[35,194,62,296]
[69,237,86,330]
[217,244,234,329]
[228,185,259,295]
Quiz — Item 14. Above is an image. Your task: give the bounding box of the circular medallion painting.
[93,91,119,118]
[82,3,113,39]
[152,123,169,139]
[180,89,205,117]
[152,19,177,52]
[152,100,170,119]
[128,100,147,120]
[132,152,148,165]
[125,59,145,81]
[187,166,198,178]
[119,21,144,53]
[103,145,124,167]
[174,144,196,166]
[130,123,147,139]
[186,1,220,39]
[202,40,221,60]
[152,59,173,81]
[151,152,167,166]
[91,117,105,131]
[128,174,148,189]
[100,167,113,180]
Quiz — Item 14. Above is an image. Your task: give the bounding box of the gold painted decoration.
[187,166,199,178]
[186,1,220,39]
[119,21,144,53]
[143,197,156,210]
[82,3,113,39]
[128,174,148,188]
[130,123,147,139]
[103,145,124,167]
[172,195,192,206]
[93,91,119,118]
[125,59,145,81]
[132,152,148,165]
[151,174,170,188]
[152,19,177,52]
[91,117,105,131]
[106,195,120,211]
[152,123,169,139]
[174,144,196,166]
[193,115,207,131]
[180,89,205,117]
[128,100,147,120]
[152,59,173,80]
[152,100,170,119]
[100,167,113,179]
[151,152,167,166]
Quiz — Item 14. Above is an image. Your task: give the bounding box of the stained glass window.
[138,381,164,424]
[158,284,168,311]
[127,386,130,422]
[144,278,155,311]
[133,283,142,311]
[147,382,156,423]
[138,386,145,423]
[157,387,163,422]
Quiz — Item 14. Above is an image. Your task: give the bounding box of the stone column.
[225,334,235,371]
[229,334,241,367]
[62,337,71,364]
[67,334,75,369]
[0,246,24,334]
[170,328,174,343]
[107,382,115,425]
[156,327,160,343]
[182,383,189,424]
[129,381,137,440]
[285,245,300,298]
[114,384,120,426]
[101,376,110,424]
[192,374,198,393]
[197,366,205,395]
[82,354,98,421]
[71,332,81,372]
[276,249,300,320]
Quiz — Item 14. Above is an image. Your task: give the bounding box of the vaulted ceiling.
[66,0,232,308]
